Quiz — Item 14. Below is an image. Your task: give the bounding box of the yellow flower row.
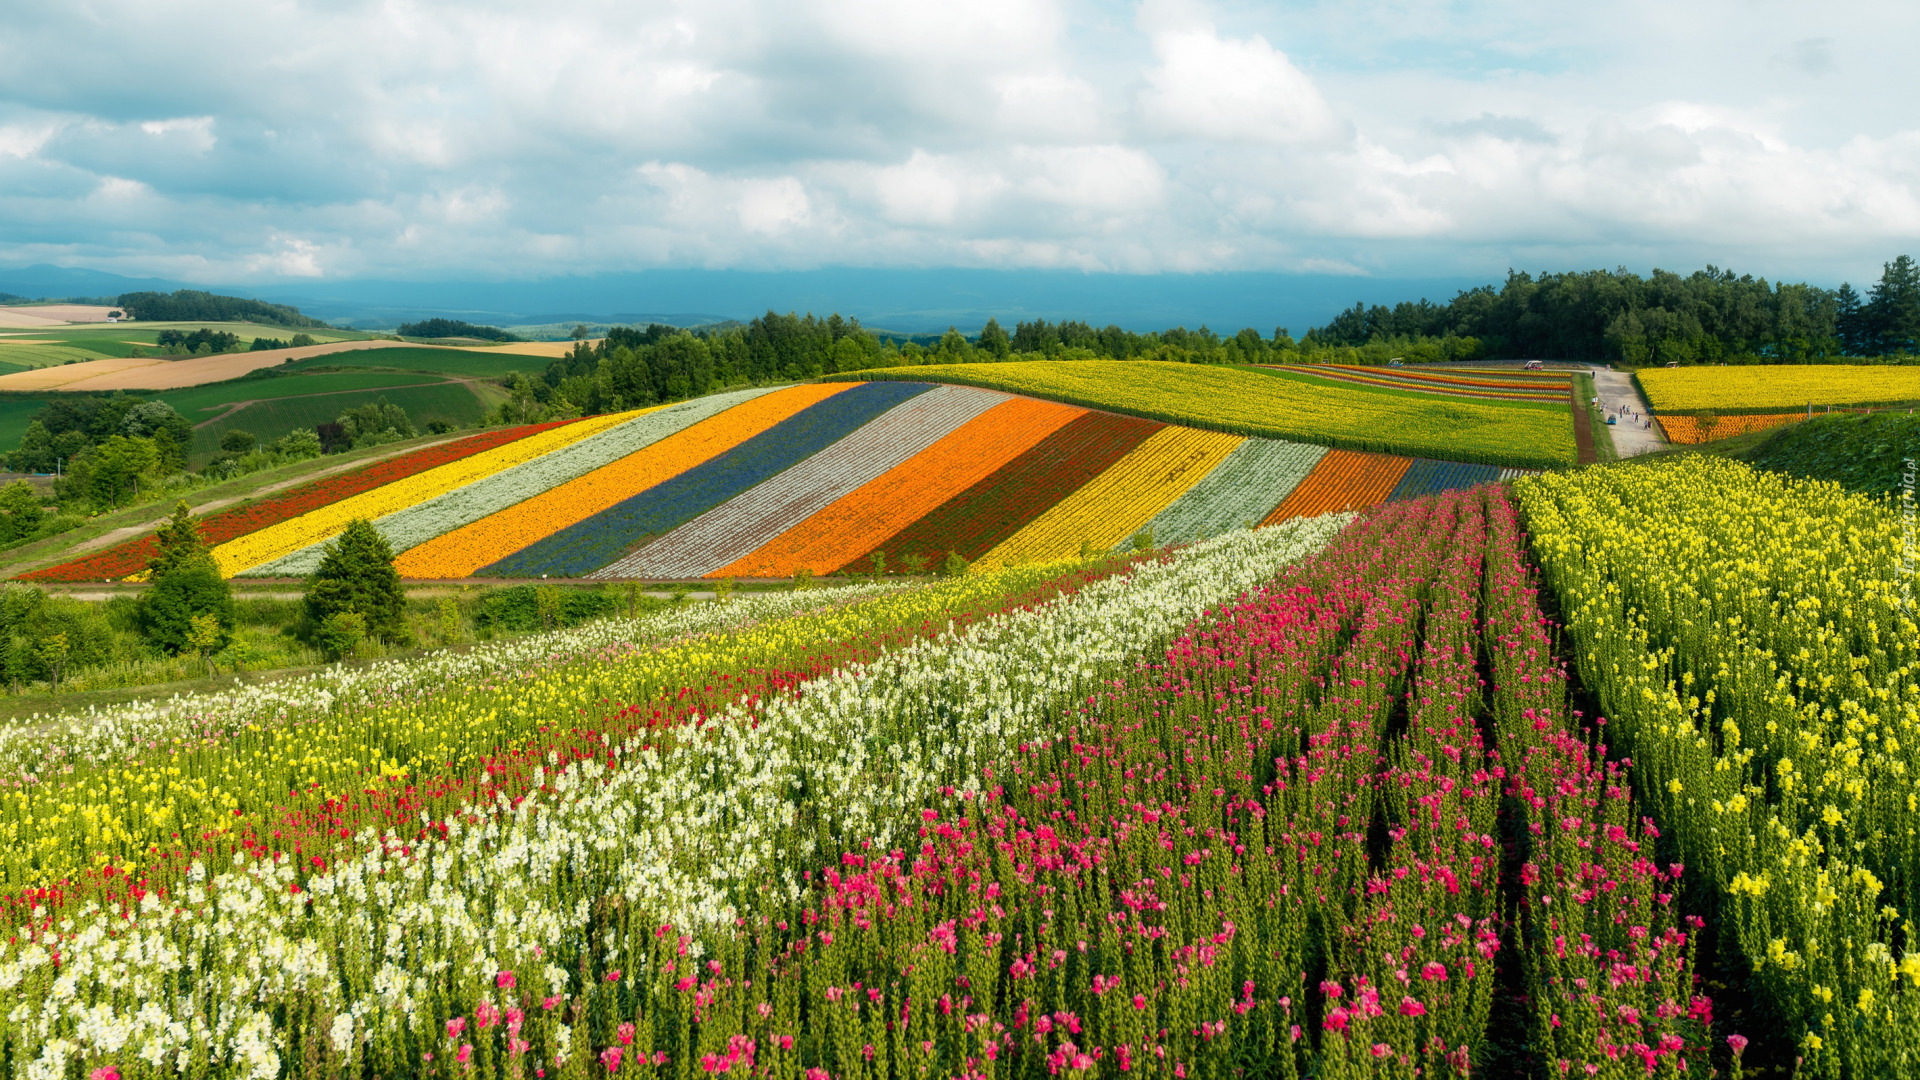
[1514,457,1920,1077]
[1637,364,1920,412]
[212,410,641,576]
[976,426,1242,570]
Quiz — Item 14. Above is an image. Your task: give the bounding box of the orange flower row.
[394,384,854,578]
[1263,449,1412,524]
[1654,412,1806,445]
[710,397,1084,578]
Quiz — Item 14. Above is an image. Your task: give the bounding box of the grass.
[160,370,459,419]
[0,321,370,366]
[828,360,1579,468]
[282,346,552,378]
[0,397,52,453]
[189,381,490,462]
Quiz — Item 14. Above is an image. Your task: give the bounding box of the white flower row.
[250,388,779,577]
[0,518,1348,1072]
[601,385,1006,579]
[0,578,904,784]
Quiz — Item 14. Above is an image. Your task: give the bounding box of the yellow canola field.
[1638,365,1920,412]
[211,411,640,576]
[975,426,1241,570]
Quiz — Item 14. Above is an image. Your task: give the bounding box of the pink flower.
[1372,1044,1394,1059]
[806,1070,832,1080]
[1399,996,1427,1018]
[477,1001,501,1031]
[1728,1034,1749,1056]
[457,1045,474,1067]
[497,971,517,989]
[447,1017,468,1039]
[1132,994,1148,1011]
[1421,962,1448,982]
[1325,1008,1350,1033]
[90,1069,121,1080]
[601,1047,624,1075]
[617,1023,636,1047]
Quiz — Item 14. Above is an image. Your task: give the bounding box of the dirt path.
[1589,368,1666,457]
[1570,387,1597,465]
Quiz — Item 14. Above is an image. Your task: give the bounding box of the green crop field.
[158,371,458,422]
[830,359,1579,468]
[0,398,50,455]
[188,381,490,462]
[281,346,551,378]
[0,322,369,367]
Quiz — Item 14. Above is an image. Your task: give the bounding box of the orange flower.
[1263,449,1412,524]
[394,384,854,578]
[709,397,1084,578]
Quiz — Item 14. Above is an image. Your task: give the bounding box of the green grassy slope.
[158,371,454,421]
[1743,411,1920,497]
[281,346,550,378]
[0,322,369,366]
[828,360,1579,468]
[189,382,489,461]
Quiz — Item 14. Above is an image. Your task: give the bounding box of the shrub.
[303,519,409,644]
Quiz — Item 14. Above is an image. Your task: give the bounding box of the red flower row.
[20,419,581,582]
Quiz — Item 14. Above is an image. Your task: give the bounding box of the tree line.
[1306,256,1920,364]
[115,290,327,328]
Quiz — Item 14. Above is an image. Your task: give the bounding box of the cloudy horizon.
[2,0,1916,291]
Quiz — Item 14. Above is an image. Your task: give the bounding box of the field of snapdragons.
[0,481,1735,1080]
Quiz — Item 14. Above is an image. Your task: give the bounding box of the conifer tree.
[304,518,408,645]
[137,501,233,655]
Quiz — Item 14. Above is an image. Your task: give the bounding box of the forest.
[113,289,326,327]
[1305,256,1920,364]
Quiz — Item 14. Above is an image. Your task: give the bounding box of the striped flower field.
[19,372,1555,584]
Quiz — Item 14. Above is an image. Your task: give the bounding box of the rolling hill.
[17,368,1546,583]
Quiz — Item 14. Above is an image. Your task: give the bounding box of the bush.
[219,430,258,455]
[136,502,234,655]
[303,519,408,644]
[471,585,619,632]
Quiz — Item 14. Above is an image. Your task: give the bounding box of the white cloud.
[0,0,1917,285]
[1136,1,1341,145]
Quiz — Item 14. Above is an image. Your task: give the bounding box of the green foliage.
[335,397,417,447]
[395,318,520,342]
[219,429,257,454]
[942,551,969,578]
[155,328,241,354]
[316,611,367,660]
[1745,411,1920,497]
[82,435,159,509]
[138,502,234,655]
[470,584,622,632]
[117,290,326,327]
[303,519,409,644]
[0,481,45,543]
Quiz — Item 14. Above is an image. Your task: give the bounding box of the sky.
[1,0,1917,306]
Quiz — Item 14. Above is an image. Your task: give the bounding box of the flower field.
[706,397,1084,579]
[1263,448,1412,523]
[1654,411,1806,444]
[13,370,1555,586]
[1638,364,1920,413]
[479,382,929,578]
[216,411,639,575]
[1130,436,1327,546]
[1515,457,1920,1078]
[19,421,583,582]
[826,410,1161,573]
[973,425,1241,569]
[1265,363,1572,404]
[393,386,845,579]
[831,359,1580,468]
[0,479,1739,1078]
[593,386,1007,580]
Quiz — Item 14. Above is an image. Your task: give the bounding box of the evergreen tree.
[978,318,1011,358]
[303,518,408,644]
[1867,254,1920,354]
[137,501,233,655]
[1834,283,1867,355]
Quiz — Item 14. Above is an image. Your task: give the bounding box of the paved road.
[1588,368,1666,458]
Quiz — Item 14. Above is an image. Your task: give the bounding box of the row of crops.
[4,485,1731,1078]
[21,381,1530,585]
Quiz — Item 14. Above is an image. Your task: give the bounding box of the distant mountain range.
[0,264,1482,336]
